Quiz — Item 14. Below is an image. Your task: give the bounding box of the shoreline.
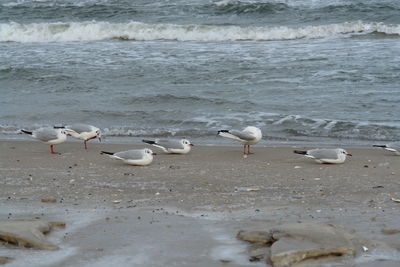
[0,133,391,148]
[1,140,400,266]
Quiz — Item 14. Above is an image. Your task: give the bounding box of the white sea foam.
[1,20,399,43]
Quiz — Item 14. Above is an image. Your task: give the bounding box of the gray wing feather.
[156,139,184,149]
[115,150,144,160]
[35,129,58,142]
[67,124,93,133]
[309,149,339,159]
[230,130,255,141]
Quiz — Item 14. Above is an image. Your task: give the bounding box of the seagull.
[142,138,193,154]
[100,148,156,166]
[294,148,352,164]
[373,142,400,155]
[21,128,69,154]
[217,126,262,154]
[56,124,101,150]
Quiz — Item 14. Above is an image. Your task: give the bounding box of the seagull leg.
[243,145,247,154]
[50,145,58,155]
[84,140,88,150]
[248,145,254,154]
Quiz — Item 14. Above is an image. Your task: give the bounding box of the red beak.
[347,153,352,156]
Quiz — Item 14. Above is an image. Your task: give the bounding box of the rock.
[41,198,57,203]
[237,230,274,245]
[270,223,357,267]
[0,220,64,250]
[0,257,12,264]
[382,229,400,235]
[238,223,361,267]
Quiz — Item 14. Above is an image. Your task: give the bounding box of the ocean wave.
[1,20,399,43]
[1,113,399,142]
[271,114,400,141]
[116,94,254,107]
[213,0,289,14]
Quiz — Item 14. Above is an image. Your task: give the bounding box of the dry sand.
[1,140,400,266]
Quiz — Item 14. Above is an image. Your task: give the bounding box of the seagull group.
[21,124,101,154]
[20,124,399,166]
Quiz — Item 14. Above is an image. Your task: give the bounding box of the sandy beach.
[1,140,400,266]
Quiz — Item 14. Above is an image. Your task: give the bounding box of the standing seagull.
[217,126,262,154]
[101,148,156,166]
[142,138,193,154]
[21,127,68,154]
[373,142,400,155]
[57,124,101,150]
[294,148,352,164]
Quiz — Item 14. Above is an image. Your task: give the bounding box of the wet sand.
[1,140,400,266]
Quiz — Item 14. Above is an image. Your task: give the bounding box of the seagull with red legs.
[217,126,262,155]
[56,123,101,150]
[21,127,69,154]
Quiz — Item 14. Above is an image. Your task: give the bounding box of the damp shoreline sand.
[1,140,400,266]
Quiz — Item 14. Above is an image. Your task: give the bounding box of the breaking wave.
[1,20,399,43]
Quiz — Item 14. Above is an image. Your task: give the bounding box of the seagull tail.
[294,150,307,155]
[373,145,387,148]
[21,129,33,135]
[217,130,239,141]
[142,139,156,145]
[100,151,114,155]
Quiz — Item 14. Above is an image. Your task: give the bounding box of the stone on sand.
[0,220,64,250]
[238,223,361,267]
[0,257,12,265]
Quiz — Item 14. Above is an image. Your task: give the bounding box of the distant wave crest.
[1,20,399,43]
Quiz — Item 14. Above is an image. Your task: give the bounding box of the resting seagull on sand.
[101,148,156,166]
[142,138,193,154]
[373,142,400,155]
[217,126,262,155]
[56,124,101,150]
[21,127,69,154]
[294,148,352,164]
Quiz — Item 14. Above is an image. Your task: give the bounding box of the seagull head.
[340,149,352,156]
[145,148,156,156]
[182,139,194,147]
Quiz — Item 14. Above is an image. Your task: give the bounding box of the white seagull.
[142,138,193,154]
[21,127,69,154]
[101,148,156,166]
[373,142,400,155]
[57,124,101,150]
[217,126,262,154]
[294,148,352,164]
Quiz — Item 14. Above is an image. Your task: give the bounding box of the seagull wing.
[309,149,339,160]
[114,150,144,160]
[67,124,93,134]
[156,139,184,149]
[35,129,59,142]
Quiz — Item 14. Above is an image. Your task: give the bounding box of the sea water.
[1,0,399,146]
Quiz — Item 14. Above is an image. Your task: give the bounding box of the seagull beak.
[152,152,157,155]
[189,143,194,146]
[346,153,352,156]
